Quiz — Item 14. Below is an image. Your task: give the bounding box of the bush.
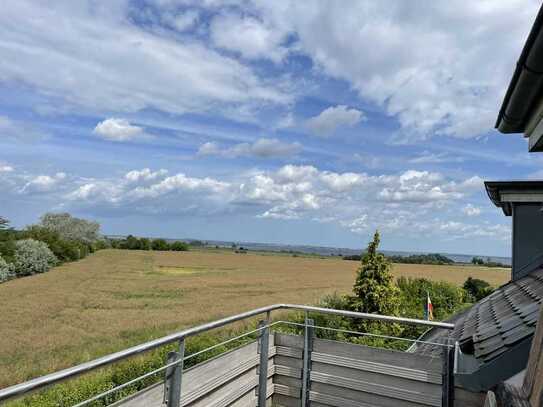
[0,255,14,282]
[12,239,58,276]
[170,241,189,251]
[22,225,82,262]
[151,239,169,251]
[463,277,493,301]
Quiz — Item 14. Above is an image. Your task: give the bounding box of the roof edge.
[496,5,543,133]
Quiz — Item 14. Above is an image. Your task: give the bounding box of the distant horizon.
[105,233,512,261]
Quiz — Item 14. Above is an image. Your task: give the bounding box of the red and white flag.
[425,292,434,321]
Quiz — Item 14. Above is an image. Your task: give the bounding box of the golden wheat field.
[0,249,509,388]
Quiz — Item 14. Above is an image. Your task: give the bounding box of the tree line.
[110,235,189,251]
[343,252,454,265]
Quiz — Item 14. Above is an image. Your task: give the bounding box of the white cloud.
[210,13,288,62]
[21,172,66,193]
[0,2,288,120]
[27,163,501,242]
[409,151,464,164]
[306,105,365,137]
[197,138,301,158]
[0,165,14,173]
[251,1,538,138]
[463,204,482,217]
[125,168,168,183]
[94,118,144,142]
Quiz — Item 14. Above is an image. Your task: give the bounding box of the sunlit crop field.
[0,249,509,388]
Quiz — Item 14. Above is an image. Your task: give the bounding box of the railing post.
[442,341,454,407]
[164,339,185,407]
[257,319,270,406]
[301,315,314,407]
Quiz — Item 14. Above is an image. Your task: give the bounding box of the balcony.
[0,304,474,407]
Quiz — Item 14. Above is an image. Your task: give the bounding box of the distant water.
[107,235,511,266]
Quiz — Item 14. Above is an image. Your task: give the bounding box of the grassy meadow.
[0,248,510,389]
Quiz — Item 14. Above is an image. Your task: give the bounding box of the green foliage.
[387,253,454,265]
[12,239,58,276]
[170,241,189,251]
[343,252,455,265]
[0,255,14,282]
[471,256,484,265]
[22,226,85,262]
[463,277,493,301]
[350,231,400,316]
[151,238,169,251]
[139,238,151,251]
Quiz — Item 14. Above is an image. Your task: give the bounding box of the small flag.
[424,292,434,321]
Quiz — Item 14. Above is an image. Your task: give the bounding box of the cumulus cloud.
[21,172,66,193]
[15,163,499,242]
[210,13,288,62]
[306,105,365,137]
[0,165,14,173]
[463,204,482,217]
[125,168,168,183]
[93,118,144,142]
[197,138,302,158]
[248,1,539,138]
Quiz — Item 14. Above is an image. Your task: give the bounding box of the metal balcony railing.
[0,304,455,407]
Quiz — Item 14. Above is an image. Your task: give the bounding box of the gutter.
[496,5,543,134]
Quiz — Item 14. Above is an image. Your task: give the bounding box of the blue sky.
[1,0,542,256]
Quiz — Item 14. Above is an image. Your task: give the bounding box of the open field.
[0,249,509,388]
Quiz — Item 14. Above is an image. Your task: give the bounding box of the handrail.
[0,303,454,402]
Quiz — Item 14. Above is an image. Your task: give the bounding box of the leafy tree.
[170,241,189,251]
[40,213,100,244]
[471,257,484,265]
[152,238,170,251]
[463,277,493,301]
[139,238,152,251]
[350,231,400,316]
[12,239,58,276]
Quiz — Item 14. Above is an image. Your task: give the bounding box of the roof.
[416,266,543,367]
[485,180,543,216]
[496,5,543,135]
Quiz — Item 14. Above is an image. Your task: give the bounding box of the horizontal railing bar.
[279,321,454,348]
[0,303,453,402]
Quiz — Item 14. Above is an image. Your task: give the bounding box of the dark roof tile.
[415,267,543,365]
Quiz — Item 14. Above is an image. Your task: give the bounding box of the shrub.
[170,241,189,251]
[151,239,170,251]
[22,225,82,262]
[12,239,58,276]
[0,255,14,282]
[350,231,400,316]
[463,277,493,301]
[139,238,152,251]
